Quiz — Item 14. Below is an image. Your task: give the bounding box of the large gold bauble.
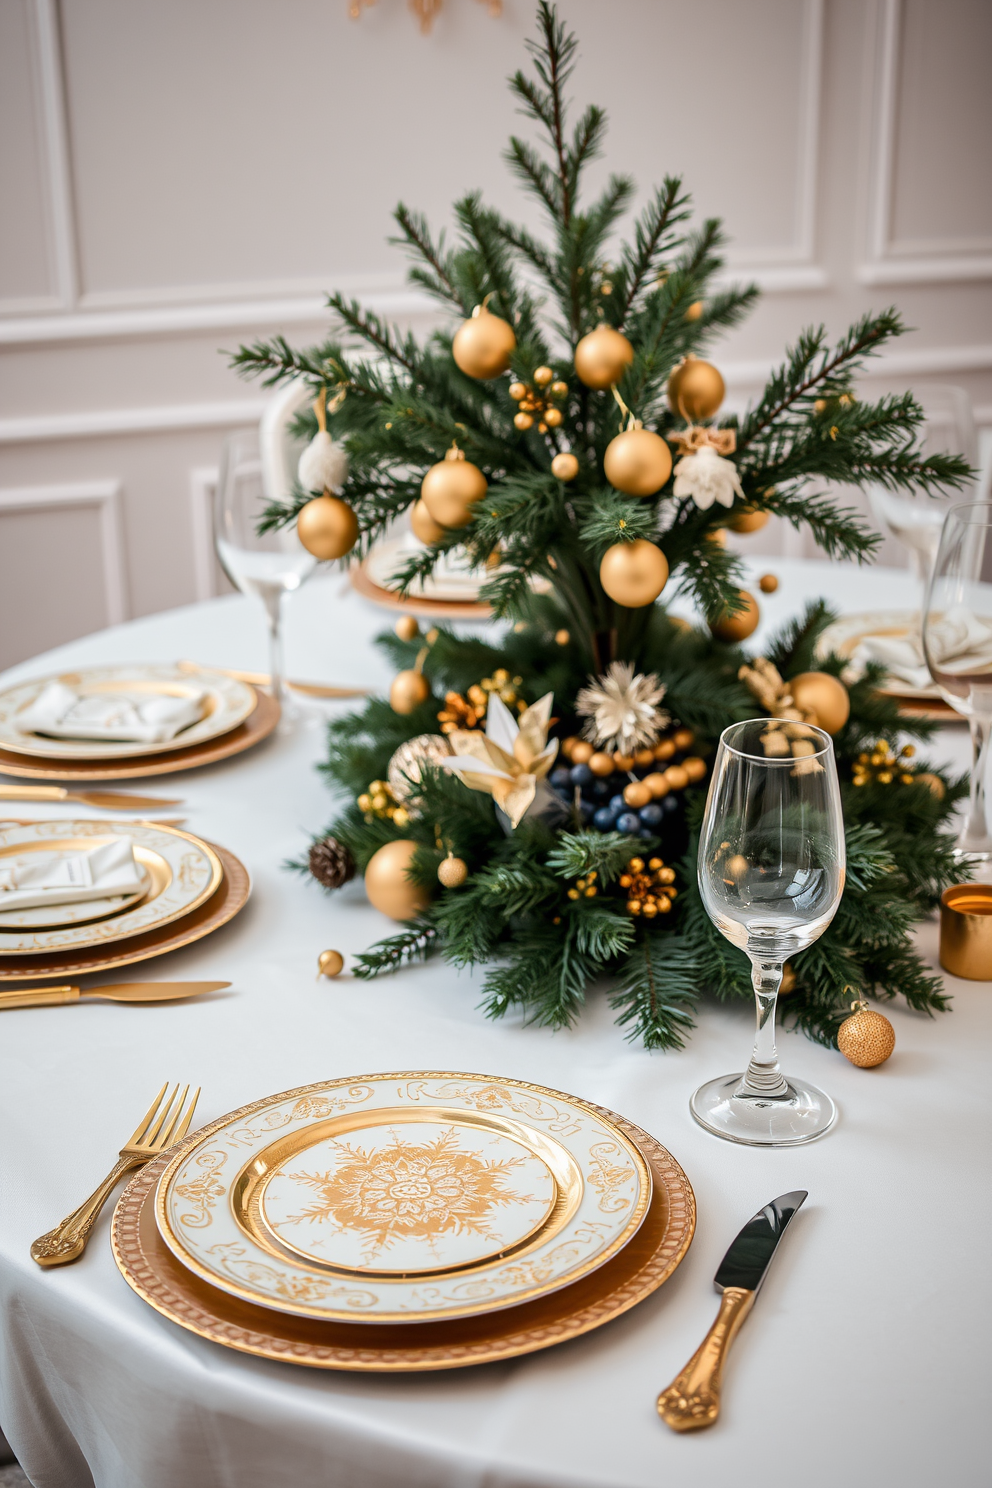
[837,1008,895,1068]
[551,451,579,482]
[452,304,516,380]
[667,355,725,421]
[387,733,451,804]
[600,539,669,607]
[389,669,430,715]
[789,671,850,735]
[420,455,488,529]
[604,427,673,497]
[574,326,634,390]
[296,495,358,560]
[709,590,760,642]
[728,506,769,534]
[364,839,431,921]
[410,498,445,545]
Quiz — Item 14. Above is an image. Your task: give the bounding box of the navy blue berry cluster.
[550,728,708,837]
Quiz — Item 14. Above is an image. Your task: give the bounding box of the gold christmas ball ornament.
[364,839,431,922]
[395,615,419,642]
[789,672,850,735]
[551,380,569,397]
[420,449,488,529]
[452,303,516,380]
[838,1003,896,1068]
[437,853,469,888]
[916,771,946,799]
[296,495,359,560]
[779,962,796,994]
[603,427,673,497]
[574,326,634,390]
[389,669,430,715]
[728,506,769,534]
[684,300,704,322]
[533,365,554,387]
[600,539,670,607]
[551,451,580,482]
[554,628,570,645]
[544,407,564,429]
[759,573,779,594]
[410,498,446,546]
[509,381,527,401]
[709,590,760,643]
[667,355,726,422]
[387,733,451,804]
[514,411,535,431]
[317,949,344,978]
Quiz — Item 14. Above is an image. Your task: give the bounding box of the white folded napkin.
[849,632,933,692]
[0,838,146,913]
[16,681,206,743]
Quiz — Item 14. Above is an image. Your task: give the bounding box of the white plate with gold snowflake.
[155,1071,653,1323]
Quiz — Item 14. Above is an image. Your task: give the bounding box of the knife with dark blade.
[657,1190,807,1432]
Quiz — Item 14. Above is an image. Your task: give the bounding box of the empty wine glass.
[214,429,318,716]
[922,501,992,865]
[692,719,845,1146]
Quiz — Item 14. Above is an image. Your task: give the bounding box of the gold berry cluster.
[510,365,568,433]
[357,780,410,829]
[567,869,599,901]
[437,669,526,734]
[560,727,707,800]
[620,856,677,918]
[852,741,916,787]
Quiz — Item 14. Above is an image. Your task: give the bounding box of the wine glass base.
[690,1073,837,1147]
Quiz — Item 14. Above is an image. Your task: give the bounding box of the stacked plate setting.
[113,1072,696,1371]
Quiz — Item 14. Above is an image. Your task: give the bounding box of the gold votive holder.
[940,883,992,980]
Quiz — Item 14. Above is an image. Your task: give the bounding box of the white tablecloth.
[1,560,988,1488]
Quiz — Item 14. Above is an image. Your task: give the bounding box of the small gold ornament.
[574,326,634,389]
[619,856,677,918]
[684,300,704,322]
[551,451,579,482]
[387,734,451,804]
[915,771,946,799]
[544,406,563,428]
[509,381,527,401]
[297,494,359,560]
[789,672,851,736]
[566,869,599,901]
[533,365,554,386]
[551,380,569,397]
[317,949,344,978]
[667,355,725,422]
[852,740,920,788]
[410,498,445,545]
[600,539,669,607]
[420,444,488,529]
[837,989,895,1068]
[437,853,469,888]
[395,615,419,642]
[514,411,534,431]
[604,427,672,497]
[709,590,759,642]
[728,506,769,533]
[452,301,517,379]
[364,839,431,921]
[759,573,779,593]
[554,627,571,645]
[390,668,430,715]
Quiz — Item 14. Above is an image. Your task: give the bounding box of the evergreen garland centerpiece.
[232,2,970,1052]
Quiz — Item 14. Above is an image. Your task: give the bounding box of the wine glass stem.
[262,590,287,707]
[737,958,790,1099]
[959,716,992,857]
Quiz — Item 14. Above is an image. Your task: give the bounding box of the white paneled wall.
[1,0,990,667]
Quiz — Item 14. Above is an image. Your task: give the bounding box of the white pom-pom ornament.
[672,443,744,511]
[298,430,349,495]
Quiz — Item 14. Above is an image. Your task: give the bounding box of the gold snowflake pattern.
[284,1127,536,1260]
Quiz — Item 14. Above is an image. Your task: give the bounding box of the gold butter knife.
[0,981,230,1010]
[177,660,370,699]
[0,785,184,810]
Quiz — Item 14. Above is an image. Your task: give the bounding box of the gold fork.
[30,1081,200,1267]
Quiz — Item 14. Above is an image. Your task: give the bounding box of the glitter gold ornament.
[297,494,359,560]
[709,590,760,642]
[437,853,469,888]
[410,498,445,545]
[604,427,672,496]
[389,669,430,715]
[551,451,579,481]
[837,993,895,1068]
[387,733,451,803]
[574,326,634,389]
[600,540,669,607]
[789,672,850,736]
[452,302,516,379]
[364,839,431,921]
[420,446,488,528]
[667,355,725,422]
[317,949,344,978]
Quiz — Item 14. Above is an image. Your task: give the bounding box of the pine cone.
[308,835,356,890]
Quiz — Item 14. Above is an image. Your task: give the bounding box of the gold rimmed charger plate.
[0,691,279,781]
[0,842,249,981]
[0,821,222,955]
[350,561,492,619]
[113,1103,694,1372]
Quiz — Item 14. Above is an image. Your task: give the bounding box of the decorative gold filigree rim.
[112,1100,694,1371]
[152,1073,652,1324]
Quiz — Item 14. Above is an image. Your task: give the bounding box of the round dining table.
[0,557,988,1488]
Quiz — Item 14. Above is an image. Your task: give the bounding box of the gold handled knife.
[0,785,184,810]
[0,981,230,1010]
[657,1190,807,1432]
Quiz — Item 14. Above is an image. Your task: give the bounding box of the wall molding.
[29,0,79,309]
[188,466,219,603]
[0,480,128,624]
[859,0,992,287]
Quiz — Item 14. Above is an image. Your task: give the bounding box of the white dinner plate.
[817,610,941,699]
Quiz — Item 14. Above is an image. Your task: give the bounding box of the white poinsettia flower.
[672,443,744,511]
[298,430,349,494]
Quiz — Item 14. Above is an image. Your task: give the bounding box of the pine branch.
[390,204,464,310]
[352,921,440,979]
[609,934,700,1050]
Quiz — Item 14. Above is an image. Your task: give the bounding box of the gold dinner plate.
[0,842,249,981]
[0,691,279,781]
[0,821,222,955]
[113,1106,694,1371]
[350,561,493,619]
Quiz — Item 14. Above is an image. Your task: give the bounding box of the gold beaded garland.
[574,326,634,389]
[452,302,517,379]
[599,539,669,606]
[296,494,359,560]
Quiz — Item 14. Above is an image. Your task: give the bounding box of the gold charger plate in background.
[350,561,492,620]
[112,1103,694,1372]
[0,691,279,781]
[0,842,249,982]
